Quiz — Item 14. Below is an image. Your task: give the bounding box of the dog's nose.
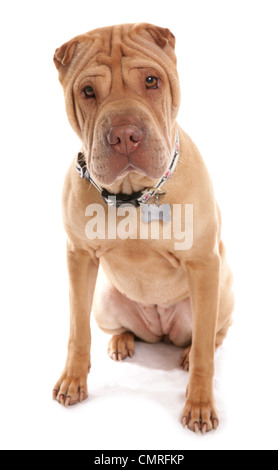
[107,125,143,155]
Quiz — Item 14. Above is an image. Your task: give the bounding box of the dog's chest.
[97,242,189,307]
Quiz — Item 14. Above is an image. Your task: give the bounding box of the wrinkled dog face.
[54,23,181,188]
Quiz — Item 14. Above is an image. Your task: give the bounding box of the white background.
[0,0,278,450]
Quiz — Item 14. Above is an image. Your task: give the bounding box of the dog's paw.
[53,362,90,407]
[108,332,135,361]
[181,399,219,434]
[179,345,191,371]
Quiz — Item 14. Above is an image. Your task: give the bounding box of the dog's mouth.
[88,160,163,196]
[116,164,147,179]
[89,146,169,188]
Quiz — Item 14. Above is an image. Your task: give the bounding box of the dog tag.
[142,204,172,224]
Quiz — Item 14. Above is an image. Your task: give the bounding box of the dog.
[53,23,234,434]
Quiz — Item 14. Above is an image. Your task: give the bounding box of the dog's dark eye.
[83,86,96,98]
[145,76,158,89]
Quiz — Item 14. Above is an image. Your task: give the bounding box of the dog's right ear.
[53,40,78,70]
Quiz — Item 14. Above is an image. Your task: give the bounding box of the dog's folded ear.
[146,25,176,50]
[54,40,78,70]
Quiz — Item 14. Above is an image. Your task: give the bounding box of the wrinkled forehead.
[78,48,168,88]
[77,23,173,57]
[64,23,177,83]
[86,24,134,57]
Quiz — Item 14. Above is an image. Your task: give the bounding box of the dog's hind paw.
[108,332,135,361]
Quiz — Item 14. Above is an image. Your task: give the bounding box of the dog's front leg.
[53,242,99,407]
[182,254,220,433]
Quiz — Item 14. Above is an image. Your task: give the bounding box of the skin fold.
[53,23,234,434]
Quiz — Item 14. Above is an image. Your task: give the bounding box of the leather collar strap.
[75,130,180,208]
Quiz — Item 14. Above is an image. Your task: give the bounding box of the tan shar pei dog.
[53,23,234,434]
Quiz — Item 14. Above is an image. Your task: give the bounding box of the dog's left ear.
[146,25,176,50]
[54,39,78,70]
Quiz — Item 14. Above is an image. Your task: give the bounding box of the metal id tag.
[141,203,172,224]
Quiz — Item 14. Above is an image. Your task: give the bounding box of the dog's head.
[54,23,181,191]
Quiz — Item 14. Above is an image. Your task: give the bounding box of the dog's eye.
[145,76,158,89]
[83,86,96,98]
